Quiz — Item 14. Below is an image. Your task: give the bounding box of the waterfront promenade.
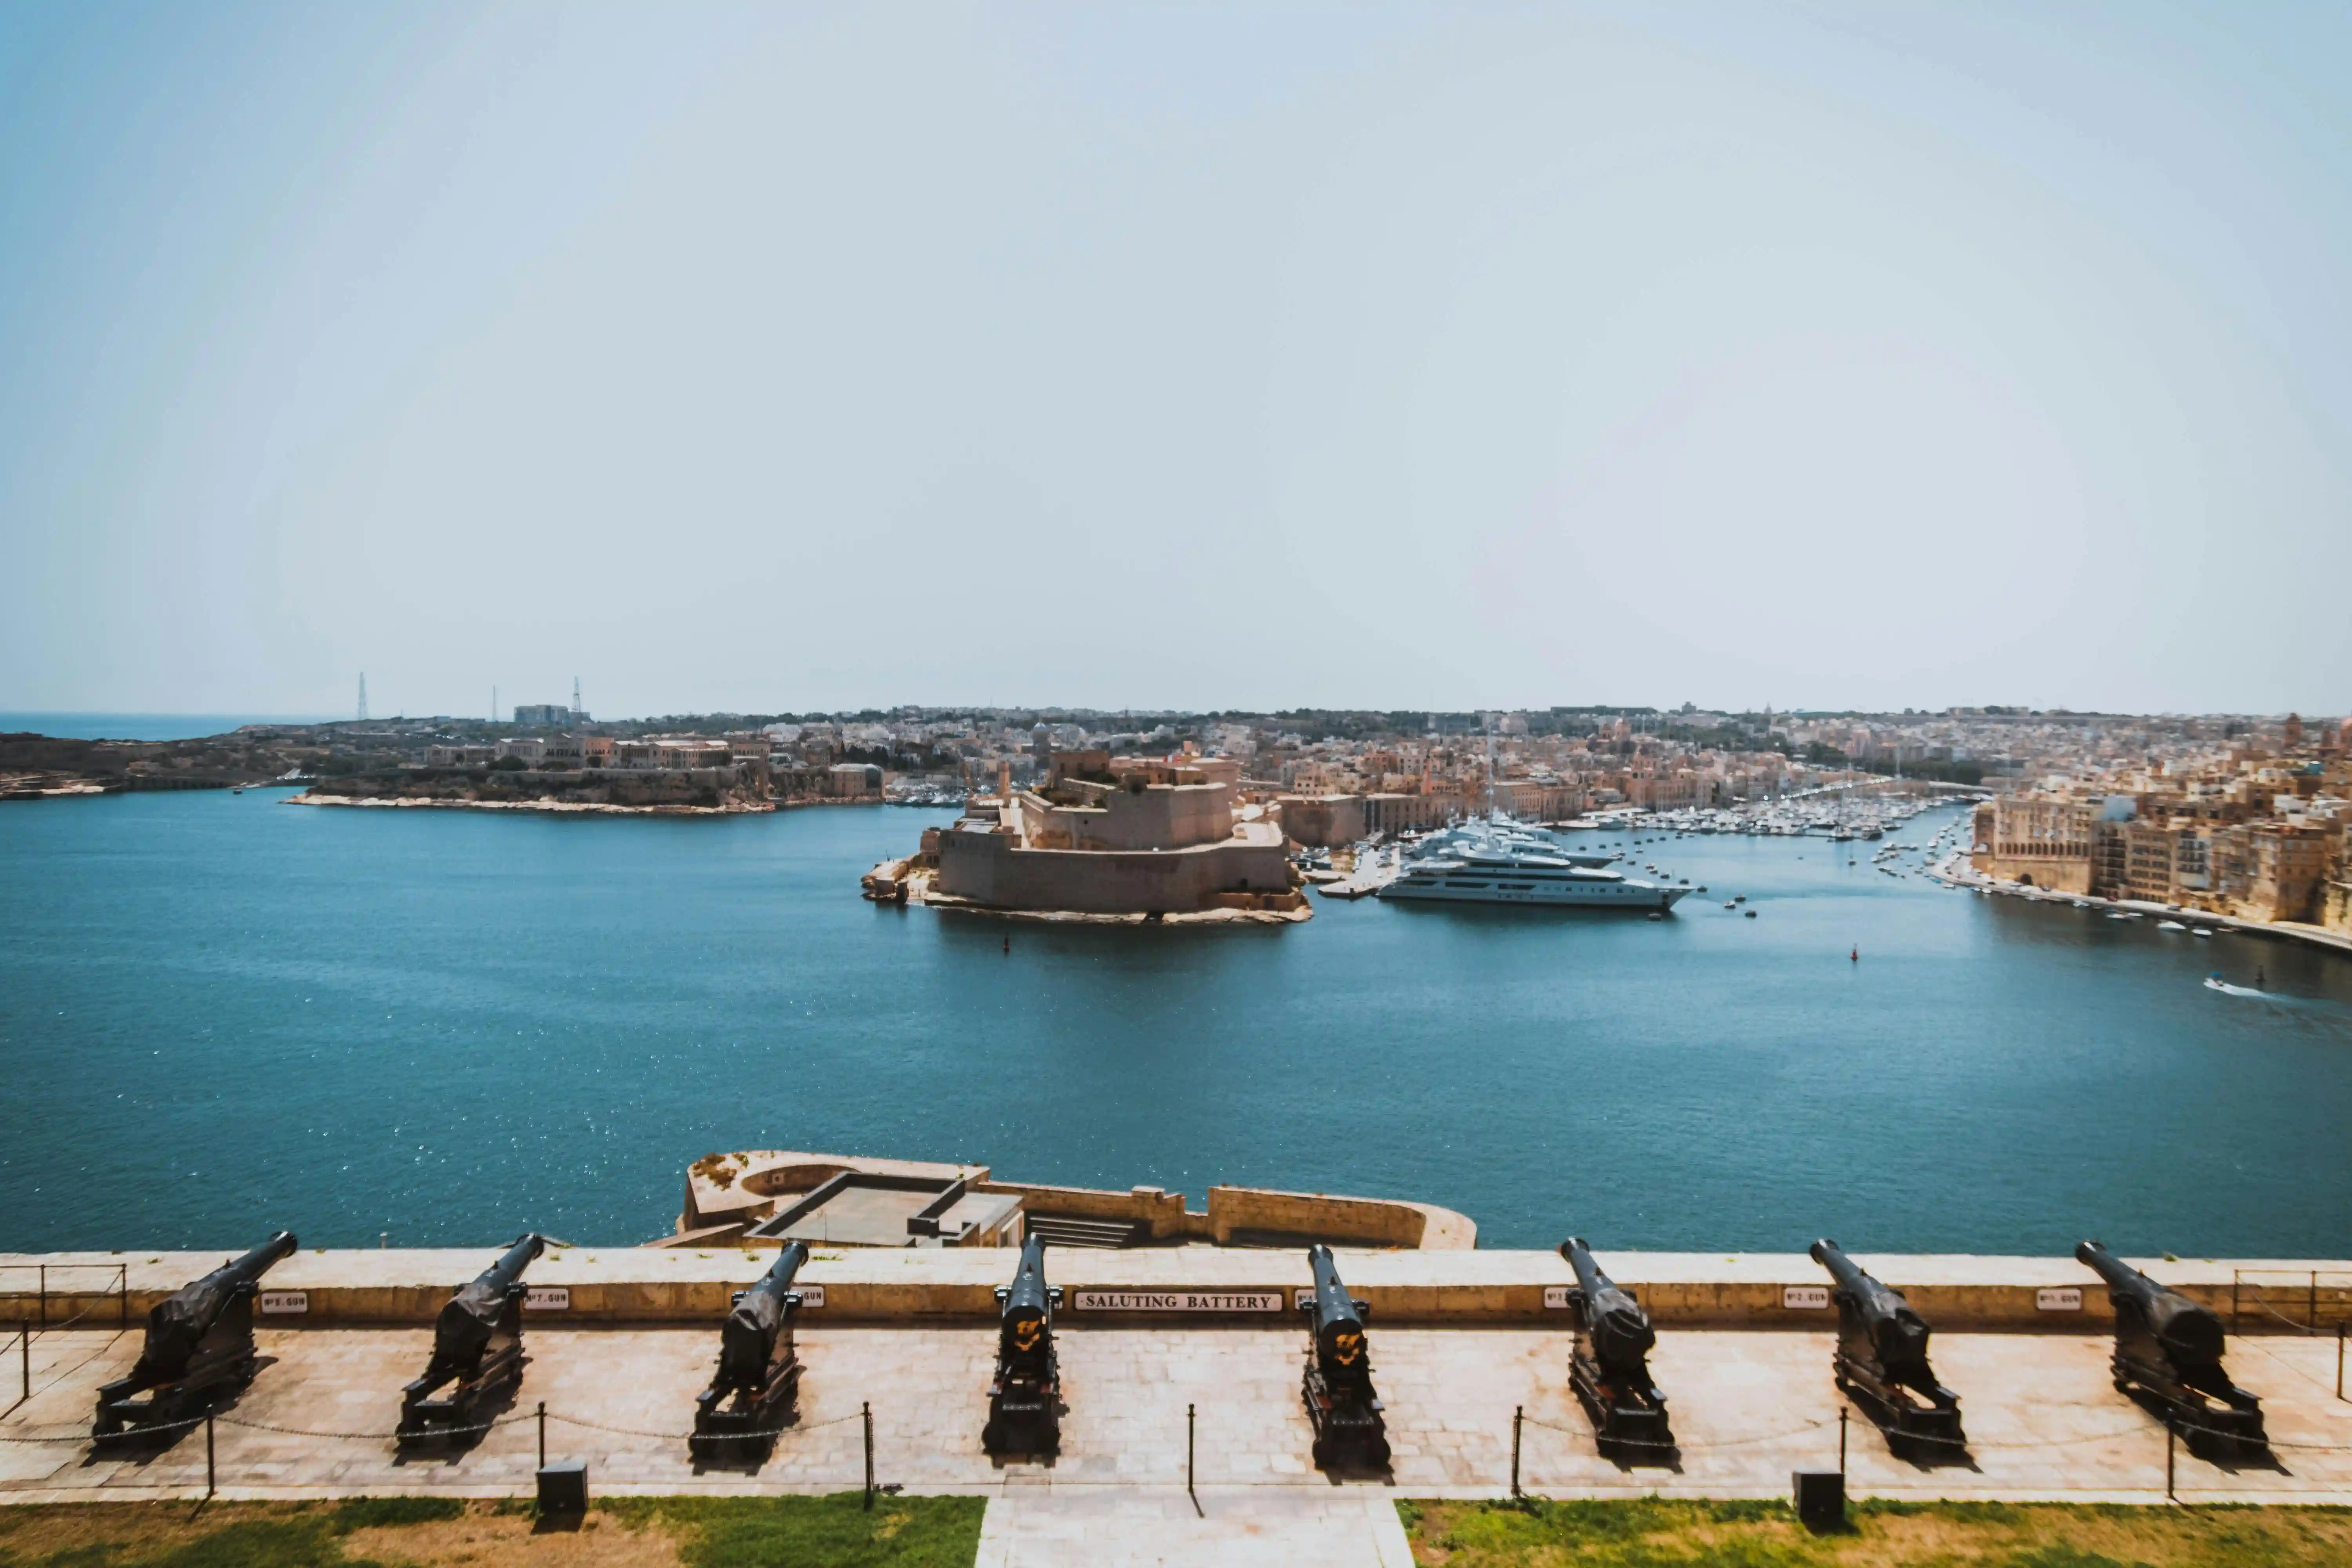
[1931,850,2352,958]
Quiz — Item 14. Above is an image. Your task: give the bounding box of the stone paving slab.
[973,1488,1412,1568]
[3,1325,2348,1507]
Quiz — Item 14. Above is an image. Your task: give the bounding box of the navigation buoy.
[1851,947,1859,963]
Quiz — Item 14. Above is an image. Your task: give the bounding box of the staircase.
[1023,1213,1143,1249]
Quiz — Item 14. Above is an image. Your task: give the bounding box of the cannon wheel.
[982,1419,1003,1452]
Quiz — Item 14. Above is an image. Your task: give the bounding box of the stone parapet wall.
[9,1248,2341,1332]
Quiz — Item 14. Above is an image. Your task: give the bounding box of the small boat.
[1646,911,1663,921]
[1743,909,1758,918]
[2157,920,2186,931]
[2192,928,2212,938]
[1723,901,1736,910]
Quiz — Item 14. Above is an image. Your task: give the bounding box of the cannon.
[983,1236,1062,1455]
[1300,1245,1390,1469]
[1810,1240,1965,1461]
[397,1233,545,1446]
[691,1243,810,1461]
[1559,1239,1674,1460]
[2077,1240,2267,1461]
[93,1231,296,1441]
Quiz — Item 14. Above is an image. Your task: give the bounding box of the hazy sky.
[4,3,2347,719]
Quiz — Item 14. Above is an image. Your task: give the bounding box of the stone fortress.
[865,750,1308,922]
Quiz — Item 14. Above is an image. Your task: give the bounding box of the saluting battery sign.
[1072,1290,1285,1312]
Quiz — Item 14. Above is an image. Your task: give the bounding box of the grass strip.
[0,1492,985,1568]
[1399,1496,2352,1567]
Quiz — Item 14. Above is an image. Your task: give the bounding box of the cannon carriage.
[1810,1240,1966,1461]
[983,1236,1062,1455]
[1300,1245,1390,1470]
[691,1242,810,1462]
[93,1231,296,1442]
[2077,1240,2268,1462]
[1559,1238,1675,1461]
[397,1233,544,1447]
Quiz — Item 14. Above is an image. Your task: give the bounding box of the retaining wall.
[6,1249,2342,1333]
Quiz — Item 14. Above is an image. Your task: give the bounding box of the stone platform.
[5,1322,2350,1508]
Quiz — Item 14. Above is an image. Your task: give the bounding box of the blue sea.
[3,789,2349,1256]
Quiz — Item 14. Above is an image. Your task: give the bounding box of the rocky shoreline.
[287,792,771,817]
[862,857,1314,924]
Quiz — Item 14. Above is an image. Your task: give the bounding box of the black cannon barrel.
[1812,1240,1932,1367]
[717,1242,808,1391]
[1306,1244,1371,1376]
[477,1233,546,1296]
[742,1242,809,1310]
[1307,1245,1361,1334]
[434,1233,546,1357]
[139,1231,298,1376]
[1561,1238,1656,1369]
[2076,1240,2225,1365]
[999,1236,1052,1363]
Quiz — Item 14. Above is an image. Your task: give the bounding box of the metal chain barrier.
[546,1408,866,1442]
[14,1332,131,1407]
[214,1411,527,1441]
[0,1413,208,1445]
[1520,1411,1837,1452]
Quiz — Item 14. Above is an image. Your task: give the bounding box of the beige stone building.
[2245,822,2330,922]
[1973,796,2096,893]
[932,755,1298,916]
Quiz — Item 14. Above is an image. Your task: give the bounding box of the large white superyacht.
[1377,818,1692,911]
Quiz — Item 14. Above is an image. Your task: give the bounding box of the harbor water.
[3,791,2349,1255]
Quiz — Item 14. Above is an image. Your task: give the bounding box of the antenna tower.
[573,675,583,719]
[492,686,498,726]
[357,672,368,722]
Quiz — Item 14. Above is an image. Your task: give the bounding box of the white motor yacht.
[1380,820,1689,911]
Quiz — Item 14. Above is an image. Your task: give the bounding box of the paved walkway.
[4,1325,2349,1511]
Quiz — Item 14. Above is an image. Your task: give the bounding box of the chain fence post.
[205,1412,216,1501]
[863,1401,874,1510]
[537,1401,546,1470]
[37,1265,45,1332]
[2337,1321,2345,1402]
[18,1323,27,1409]
[1187,1403,1200,1517]
[2165,1425,2176,1502]
[117,1265,127,1331]
[1838,1405,1848,1477]
[1512,1405,1523,1499]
